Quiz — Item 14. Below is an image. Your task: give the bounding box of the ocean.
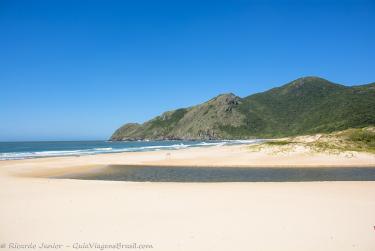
[0,139,262,160]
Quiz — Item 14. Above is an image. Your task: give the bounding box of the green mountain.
[110,77,375,140]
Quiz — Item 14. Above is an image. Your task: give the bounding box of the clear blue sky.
[1,0,374,141]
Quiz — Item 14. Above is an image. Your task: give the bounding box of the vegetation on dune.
[264,140,296,146]
[338,128,375,153]
[252,127,375,154]
[346,129,375,148]
[307,128,375,154]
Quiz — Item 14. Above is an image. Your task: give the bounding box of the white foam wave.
[0,140,264,160]
[195,142,226,146]
[93,147,113,151]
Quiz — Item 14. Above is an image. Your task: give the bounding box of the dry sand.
[1,144,375,250]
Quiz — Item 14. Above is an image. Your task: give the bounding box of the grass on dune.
[264,140,296,146]
[250,127,375,154]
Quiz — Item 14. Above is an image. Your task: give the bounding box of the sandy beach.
[1,144,375,250]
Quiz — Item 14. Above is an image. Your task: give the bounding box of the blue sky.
[1,0,374,141]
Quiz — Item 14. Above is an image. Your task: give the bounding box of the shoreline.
[1,144,375,250]
[1,143,375,179]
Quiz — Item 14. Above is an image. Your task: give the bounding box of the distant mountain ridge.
[110,77,375,140]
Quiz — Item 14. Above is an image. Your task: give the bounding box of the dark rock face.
[110,77,375,140]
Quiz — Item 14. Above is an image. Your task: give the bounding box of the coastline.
[1,143,375,178]
[1,144,375,250]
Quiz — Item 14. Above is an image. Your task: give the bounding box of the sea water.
[0,139,262,160]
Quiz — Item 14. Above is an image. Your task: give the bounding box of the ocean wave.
[138,143,188,150]
[195,142,226,146]
[0,150,88,160]
[0,140,263,160]
[93,147,113,151]
[0,145,188,160]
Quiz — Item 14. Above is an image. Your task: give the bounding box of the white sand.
[1,144,375,250]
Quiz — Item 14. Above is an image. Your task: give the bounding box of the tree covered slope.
[110,77,375,140]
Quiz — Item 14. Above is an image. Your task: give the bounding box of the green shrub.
[347,130,375,147]
[265,140,294,146]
